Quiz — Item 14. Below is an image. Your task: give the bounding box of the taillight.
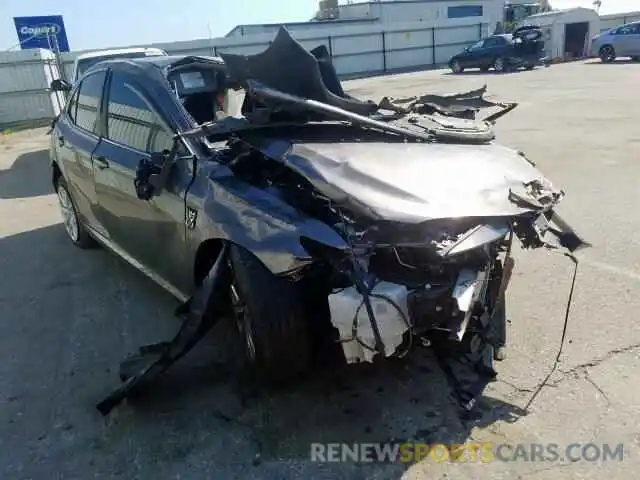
[216,92,226,111]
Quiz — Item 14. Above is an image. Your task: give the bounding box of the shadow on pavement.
[0,222,526,478]
[0,148,52,199]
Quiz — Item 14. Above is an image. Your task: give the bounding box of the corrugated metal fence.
[3,22,489,129]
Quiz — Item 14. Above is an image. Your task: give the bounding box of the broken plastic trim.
[96,244,231,416]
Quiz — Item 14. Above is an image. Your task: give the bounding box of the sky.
[0,0,637,51]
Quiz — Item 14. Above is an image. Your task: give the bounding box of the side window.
[484,37,503,47]
[106,72,174,153]
[75,71,107,134]
[469,40,484,50]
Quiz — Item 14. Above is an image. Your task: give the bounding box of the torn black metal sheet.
[220,27,378,118]
[96,244,231,416]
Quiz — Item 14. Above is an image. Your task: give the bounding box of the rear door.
[53,69,109,238]
[92,69,194,294]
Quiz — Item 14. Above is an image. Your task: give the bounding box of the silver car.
[591,21,640,62]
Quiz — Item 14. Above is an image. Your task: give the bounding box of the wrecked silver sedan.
[48,27,585,416]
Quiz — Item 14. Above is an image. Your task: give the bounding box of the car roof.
[75,47,166,61]
[80,54,228,84]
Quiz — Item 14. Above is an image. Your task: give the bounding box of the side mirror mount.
[51,79,72,92]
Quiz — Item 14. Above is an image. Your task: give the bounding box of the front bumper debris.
[96,244,231,416]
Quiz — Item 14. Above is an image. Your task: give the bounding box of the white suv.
[71,47,168,82]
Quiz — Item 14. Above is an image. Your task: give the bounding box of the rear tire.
[631,56,640,62]
[525,64,535,70]
[599,45,616,63]
[493,56,508,73]
[229,244,311,385]
[55,176,96,249]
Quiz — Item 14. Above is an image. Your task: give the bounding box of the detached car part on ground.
[47,27,586,415]
[449,26,550,74]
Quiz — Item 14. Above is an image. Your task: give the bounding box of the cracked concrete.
[1,60,639,479]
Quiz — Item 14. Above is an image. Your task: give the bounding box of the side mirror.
[134,151,174,200]
[51,79,72,92]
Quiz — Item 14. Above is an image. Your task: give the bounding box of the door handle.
[94,156,110,170]
[57,135,64,147]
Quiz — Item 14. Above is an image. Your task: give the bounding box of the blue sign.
[13,15,70,52]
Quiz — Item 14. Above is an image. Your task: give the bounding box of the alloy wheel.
[451,60,462,73]
[57,184,79,242]
[600,46,615,62]
[494,57,505,72]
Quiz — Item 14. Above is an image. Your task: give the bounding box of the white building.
[521,7,600,60]
[599,10,640,32]
[225,0,505,39]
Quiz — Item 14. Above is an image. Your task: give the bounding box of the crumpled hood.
[281,141,559,223]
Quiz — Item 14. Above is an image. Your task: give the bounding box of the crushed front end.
[314,195,586,409]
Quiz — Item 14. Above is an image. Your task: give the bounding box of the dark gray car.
[49,28,586,416]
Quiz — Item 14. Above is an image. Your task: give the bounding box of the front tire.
[450,60,463,74]
[599,45,616,63]
[55,176,96,249]
[229,244,311,385]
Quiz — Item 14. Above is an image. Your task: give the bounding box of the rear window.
[76,52,149,79]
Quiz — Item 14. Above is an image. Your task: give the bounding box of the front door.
[92,69,194,294]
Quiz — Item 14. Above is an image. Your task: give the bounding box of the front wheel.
[228,244,311,385]
[450,60,463,74]
[525,64,535,71]
[599,45,616,63]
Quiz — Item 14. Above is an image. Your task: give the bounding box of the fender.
[186,164,350,276]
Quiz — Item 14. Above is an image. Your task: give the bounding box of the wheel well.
[52,161,62,190]
[193,239,225,287]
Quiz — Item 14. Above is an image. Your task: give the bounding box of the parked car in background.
[448,26,548,73]
[590,21,640,63]
[71,47,168,83]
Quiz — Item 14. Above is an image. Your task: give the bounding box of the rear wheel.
[631,56,640,62]
[599,45,616,63]
[525,64,535,71]
[228,244,311,385]
[450,60,463,74]
[55,176,96,249]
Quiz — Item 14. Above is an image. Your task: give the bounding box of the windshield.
[76,52,150,79]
